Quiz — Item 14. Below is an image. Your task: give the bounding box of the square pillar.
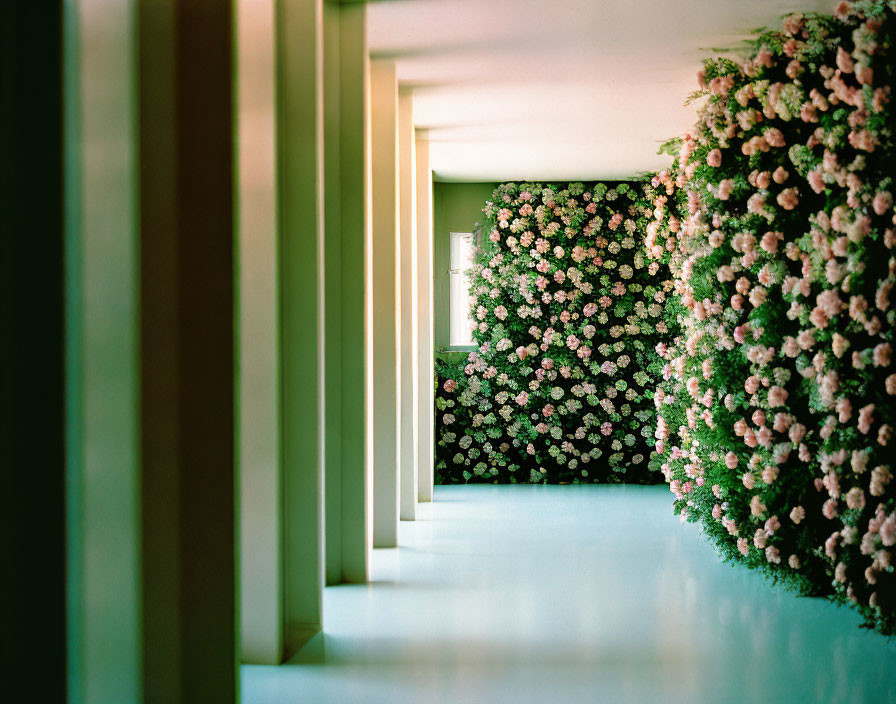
[323,1,371,585]
[275,0,326,661]
[415,132,435,502]
[139,0,238,699]
[66,0,142,697]
[237,0,284,665]
[398,88,418,520]
[370,57,401,548]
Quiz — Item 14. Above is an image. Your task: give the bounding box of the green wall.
[432,181,498,350]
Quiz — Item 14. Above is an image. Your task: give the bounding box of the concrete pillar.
[276,0,325,660]
[323,1,371,585]
[398,89,418,521]
[63,2,141,701]
[237,0,283,665]
[415,132,435,502]
[139,0,238,699]
[370,58,401,548]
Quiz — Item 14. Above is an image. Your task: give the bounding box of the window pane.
[450,232,473,269]
[449,232,475,346]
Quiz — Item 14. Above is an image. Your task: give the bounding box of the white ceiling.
[367,0,833,182]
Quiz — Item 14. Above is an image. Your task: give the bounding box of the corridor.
[243,487,896,704]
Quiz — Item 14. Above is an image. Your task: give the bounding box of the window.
[448,231,476,347]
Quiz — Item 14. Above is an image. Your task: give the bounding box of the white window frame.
[448,231,476,348]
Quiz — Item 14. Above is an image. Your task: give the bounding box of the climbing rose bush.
[435,181,677,485]
[651,0,896,634]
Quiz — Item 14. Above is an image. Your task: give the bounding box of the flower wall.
[650,0,896,633]
[435,181,678,485]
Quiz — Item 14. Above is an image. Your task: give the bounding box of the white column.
[237,0,282,665]
[323,1,371,585]
[415,131,435,501]
[238,0,326,664]
[398,88,418,520]
[277,0,326,659]
[370,58,400,547]
[65,1,141,698]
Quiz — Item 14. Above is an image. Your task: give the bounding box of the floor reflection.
[244,485,896,704]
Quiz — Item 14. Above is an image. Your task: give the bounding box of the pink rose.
[765,128,786,147]
[717,179,734,201]
[782,337,799,357]
[808,168,825,193]
[749,286,767,307]
[725,452,739,469]
[831,333,849,358]
[856,63,873,85]
[760,231,781,253]
[767,386,789,407]
[716,265,735,283]
[809,307,829,329]
[836,397,852,423]
[858,404,875,434]
[777,188,799,210]
[773,413,792,432]
[750,495,767,517]
[789,423,806,443]
[797,330,815,349]
[836,46,854,74]
[872,191,893,216]
[878,280,893,312]
[845,487,866,510]
[706,148,722,167]
[443,379,456,393]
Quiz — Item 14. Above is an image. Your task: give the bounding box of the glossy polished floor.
[242,485,896,704]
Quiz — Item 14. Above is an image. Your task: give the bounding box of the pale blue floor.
[243,485,896,704]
